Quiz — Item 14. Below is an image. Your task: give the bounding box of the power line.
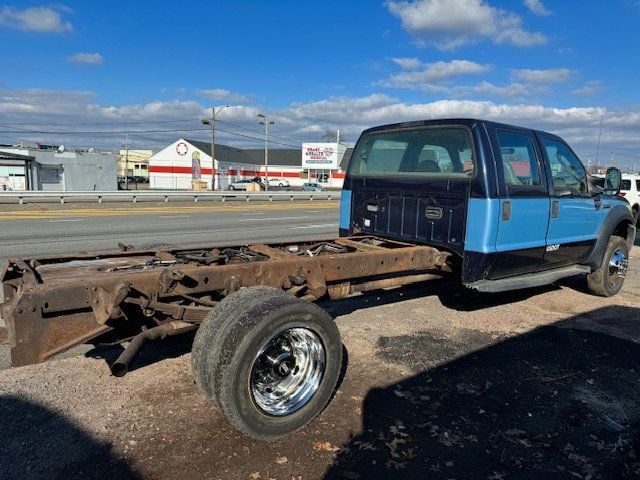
[0,124,212,135]
[217,119,301,144]
[1,118,200,127]
[0,125,301,149]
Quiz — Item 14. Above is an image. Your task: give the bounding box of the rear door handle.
[501,201,511,221]
[551,200,559,218]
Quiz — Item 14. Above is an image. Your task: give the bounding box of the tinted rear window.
[348,127,474,178]
[621,179,631,190]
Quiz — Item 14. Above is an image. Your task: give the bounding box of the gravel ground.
[0,239,639,479]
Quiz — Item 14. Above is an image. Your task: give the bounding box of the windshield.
[348,126,474,178]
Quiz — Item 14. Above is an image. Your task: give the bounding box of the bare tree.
[322,130,347,144]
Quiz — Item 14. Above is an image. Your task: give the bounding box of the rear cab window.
[347,126,474,179]
[621,179,631,191]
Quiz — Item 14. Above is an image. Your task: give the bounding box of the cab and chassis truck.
[1,119,635,439]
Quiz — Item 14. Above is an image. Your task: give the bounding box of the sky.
[0,0,639,170]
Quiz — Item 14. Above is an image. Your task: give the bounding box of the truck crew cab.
[340,118,635,297]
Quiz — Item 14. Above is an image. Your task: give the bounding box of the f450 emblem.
[546,244,560,252]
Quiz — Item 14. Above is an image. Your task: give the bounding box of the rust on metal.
[0,236,452,367]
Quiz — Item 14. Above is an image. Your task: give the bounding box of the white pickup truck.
[621,174,640,224]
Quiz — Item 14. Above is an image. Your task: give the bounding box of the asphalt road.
[0,201,340,259]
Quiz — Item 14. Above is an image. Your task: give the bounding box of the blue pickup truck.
[0,118,635,440]
[340,118,635,297]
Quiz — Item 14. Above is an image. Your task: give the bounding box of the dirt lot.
[1,239,639,480]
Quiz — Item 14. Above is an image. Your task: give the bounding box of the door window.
[542,138,588,195]
[496,130,542,191]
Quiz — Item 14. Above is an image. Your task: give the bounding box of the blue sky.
[1,1,639,169]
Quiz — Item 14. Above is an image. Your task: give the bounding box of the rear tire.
[587,236,629,297]
[228,185,235,190]
[193,287,342,439]
[192,286,288,390]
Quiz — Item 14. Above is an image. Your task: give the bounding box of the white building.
[0,146,117,191]
[148,139,350,190]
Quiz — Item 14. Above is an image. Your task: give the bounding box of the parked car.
[621,174,640,225]
[228,179,264,191]
[267,177,290,188]
[302,182,325,191]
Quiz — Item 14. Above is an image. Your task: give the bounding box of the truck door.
[538,135,604,268]
[490,128,550,278]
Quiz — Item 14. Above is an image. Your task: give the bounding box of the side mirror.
[603,167,622,196]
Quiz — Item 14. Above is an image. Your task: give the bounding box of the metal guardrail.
[0,190,341,205]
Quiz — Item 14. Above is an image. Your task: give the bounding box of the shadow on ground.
[85,280,555,374]
[0,396,141,480]
[325,306,640,479]
[85,330,196,374]
[321,277,558,317]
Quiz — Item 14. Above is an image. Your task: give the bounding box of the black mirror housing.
[603,167,622,196]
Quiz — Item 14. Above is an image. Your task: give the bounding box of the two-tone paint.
[339,118,635,288]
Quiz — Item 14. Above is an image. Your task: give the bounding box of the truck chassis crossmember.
[1,235,451,369]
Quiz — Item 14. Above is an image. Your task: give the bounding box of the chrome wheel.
[250,327,325,416]
[608,248,629,290]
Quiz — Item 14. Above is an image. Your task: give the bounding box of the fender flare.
[583,204,636,270]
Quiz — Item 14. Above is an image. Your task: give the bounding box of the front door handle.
[551,200,559,218]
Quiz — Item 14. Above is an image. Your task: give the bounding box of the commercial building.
[0,146,117,191]
[148,138,350,190]
[118,149,154,179]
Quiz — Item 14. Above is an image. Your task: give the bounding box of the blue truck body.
[339,118,635,292]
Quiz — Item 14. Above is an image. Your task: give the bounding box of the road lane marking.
[48,219,84,223]
[159,215,191,218]
[241,212,267,216]
[289,223,337,229]
[236,216,309,222]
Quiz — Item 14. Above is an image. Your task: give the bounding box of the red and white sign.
[302,143,339,169]
[176,142,189,156]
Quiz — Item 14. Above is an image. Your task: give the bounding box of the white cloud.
[469,81,538,98]
[381,59,492,90]
[386,0,546,49]
[511,68,573,83]
[68,52,104,65]
[572,81,605,96]
[1,87,639,169]
[0,6,72,33]
[197,88,251,104]
[524,0,551,16]
[391,57,423,70]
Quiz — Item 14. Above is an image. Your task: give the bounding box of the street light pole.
[258,113,274,191]
[202,105,228,190]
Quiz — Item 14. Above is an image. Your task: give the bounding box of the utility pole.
[258,113,274,191]
[125,133,129,190]
[202,105,228,190]
[594,115,604,165]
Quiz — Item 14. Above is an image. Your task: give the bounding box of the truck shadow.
[321,278,558,317]
[0,395,142,480]
[85,331,197,374]
[87,280,561,374]
[324,305,640,479]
